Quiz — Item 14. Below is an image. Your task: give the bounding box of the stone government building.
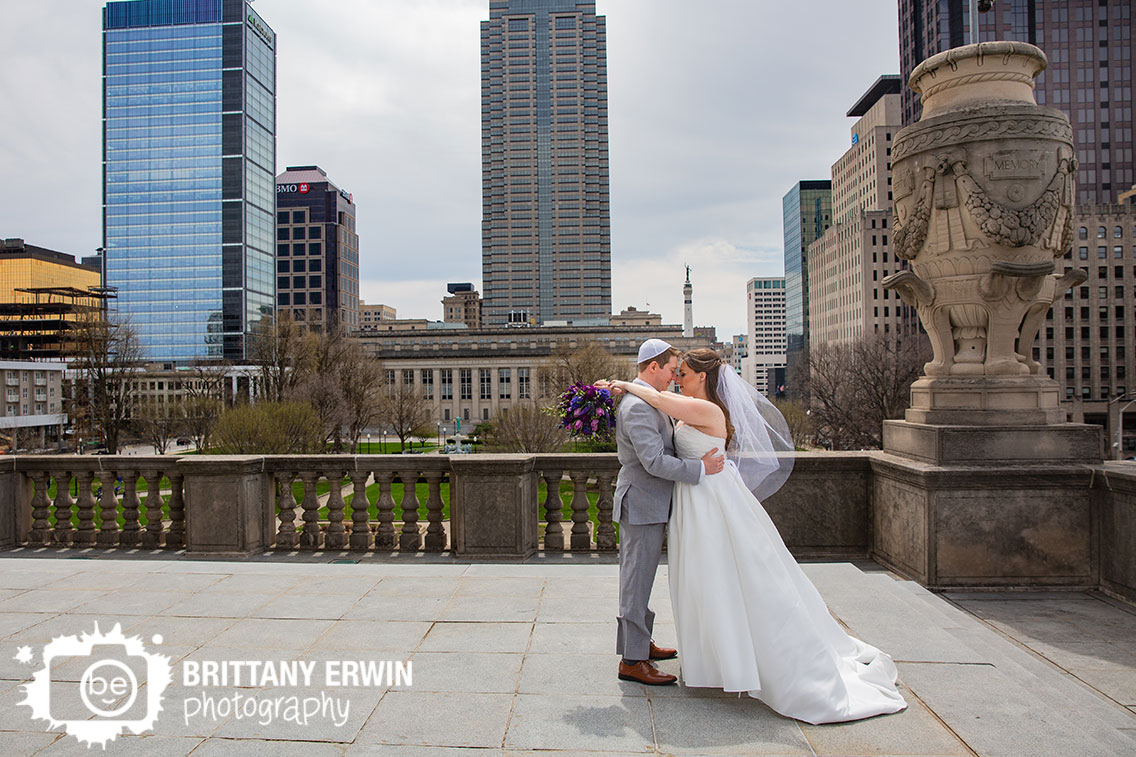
[356,322,707,426]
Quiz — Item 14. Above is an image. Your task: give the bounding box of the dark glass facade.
[103,0,276,362]
[275,166,360,332]
[480,0,611,326]
[783,180,832,389]
[898,0,1134,205]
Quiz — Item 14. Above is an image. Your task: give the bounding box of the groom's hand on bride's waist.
[701,448,725,475]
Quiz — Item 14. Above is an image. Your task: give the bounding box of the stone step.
[855,572,1136,756]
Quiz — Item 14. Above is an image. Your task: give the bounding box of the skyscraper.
[103,0,276,363]
[897,0,1133,206]
[782,180,832,391]
[743,277,786,396]
[480,0,611,326]
[275,166,360,333]
[808,76,920,346]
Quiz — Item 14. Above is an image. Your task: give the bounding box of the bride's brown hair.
[681,348,734,448]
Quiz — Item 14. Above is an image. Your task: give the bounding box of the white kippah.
[637,338,673,364]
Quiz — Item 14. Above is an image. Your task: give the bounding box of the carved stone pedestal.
[871,452,1099,588]
[871,40,1107,590]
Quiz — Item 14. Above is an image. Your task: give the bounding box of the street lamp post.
[1115,398,1136,461]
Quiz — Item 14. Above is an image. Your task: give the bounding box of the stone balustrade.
[0,452,1133,603]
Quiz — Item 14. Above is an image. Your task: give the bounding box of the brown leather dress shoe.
[618,660,677,686]
[649,641,678,660]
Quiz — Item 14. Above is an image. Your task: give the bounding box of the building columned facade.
[782,180,832,391]
[480,0,612,326]
[742,278,786,396]
[275,166,360,332]
[357,323,703,426]
[103,0,276,363]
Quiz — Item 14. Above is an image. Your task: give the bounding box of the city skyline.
[2,0,899,340]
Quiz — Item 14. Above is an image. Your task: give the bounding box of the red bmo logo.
[298,183,310,194]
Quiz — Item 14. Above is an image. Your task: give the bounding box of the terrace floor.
[0,551,1133,756]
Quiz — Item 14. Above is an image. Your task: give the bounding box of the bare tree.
[538,340,630,398]
[289,326,354,449]
[134,399,185,454]
[483,400,567,453]
[249,310,306,404]
[182,366,228,452]
[805,332,930,450]
[68,313,142,454]
[339,343,383,451]
[376,369,433,451]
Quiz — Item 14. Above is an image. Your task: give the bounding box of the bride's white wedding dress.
[668,423,907,725]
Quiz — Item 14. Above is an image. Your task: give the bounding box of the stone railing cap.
[910,41,1047,94]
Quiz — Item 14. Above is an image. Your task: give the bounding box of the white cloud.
[1,0,898,341]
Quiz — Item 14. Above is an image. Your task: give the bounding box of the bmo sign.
[277,182,310,194]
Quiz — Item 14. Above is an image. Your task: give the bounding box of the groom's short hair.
[637,346,681,374]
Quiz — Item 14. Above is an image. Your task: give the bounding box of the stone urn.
[884,42,1083,391]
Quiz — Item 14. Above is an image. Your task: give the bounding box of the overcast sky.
[0,0,900,339]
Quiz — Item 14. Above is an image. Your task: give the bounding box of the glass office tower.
[103,0,275,362]
[782,180,831,394]
[480,0,612,326]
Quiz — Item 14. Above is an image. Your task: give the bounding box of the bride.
[598,349,906,725]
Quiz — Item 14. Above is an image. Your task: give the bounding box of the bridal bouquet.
[554,382,616,444]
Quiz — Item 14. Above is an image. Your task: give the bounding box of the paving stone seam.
[882,578,1136,753]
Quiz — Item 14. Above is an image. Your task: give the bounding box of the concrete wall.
[1095,463,1136,604]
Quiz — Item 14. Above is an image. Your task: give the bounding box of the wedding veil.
[717,365,795,500]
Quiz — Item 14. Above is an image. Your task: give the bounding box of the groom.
[613,338,724,685]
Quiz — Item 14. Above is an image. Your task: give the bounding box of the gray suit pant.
[616,519,666,661]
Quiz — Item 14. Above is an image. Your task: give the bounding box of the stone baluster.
[52,472,74,546]
[27,472,51,546]
[96,470,119,547]
[373,471,397,549]
[541,469,565,550]
[324,471,348,549]
[166,472,185,549]
[423,470,446,551]
[73,471,97,547]
[398,470,423,551]
[348,470,372,549]
[595,471,616,551]
[141,469,165,548]
[299,472,322,549]
[568,471,591,550]
[275,473,298,549]
[119,471,142,547]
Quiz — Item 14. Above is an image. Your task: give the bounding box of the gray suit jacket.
[613,379,703,525]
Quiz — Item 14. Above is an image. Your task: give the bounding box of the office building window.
[479,369,492,400]
[499,368,512,399]
[421,370,434,399]
[460,369,472,400]
[518,368,531,399]
[441,369,453,400]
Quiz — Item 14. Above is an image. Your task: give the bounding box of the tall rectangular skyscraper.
[480,0,611,326]
[103,0,276,362]
[782,180,831,391]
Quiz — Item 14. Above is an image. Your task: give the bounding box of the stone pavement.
[0,553,1133,756]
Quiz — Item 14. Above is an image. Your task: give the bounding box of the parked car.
[176,437,191,445]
